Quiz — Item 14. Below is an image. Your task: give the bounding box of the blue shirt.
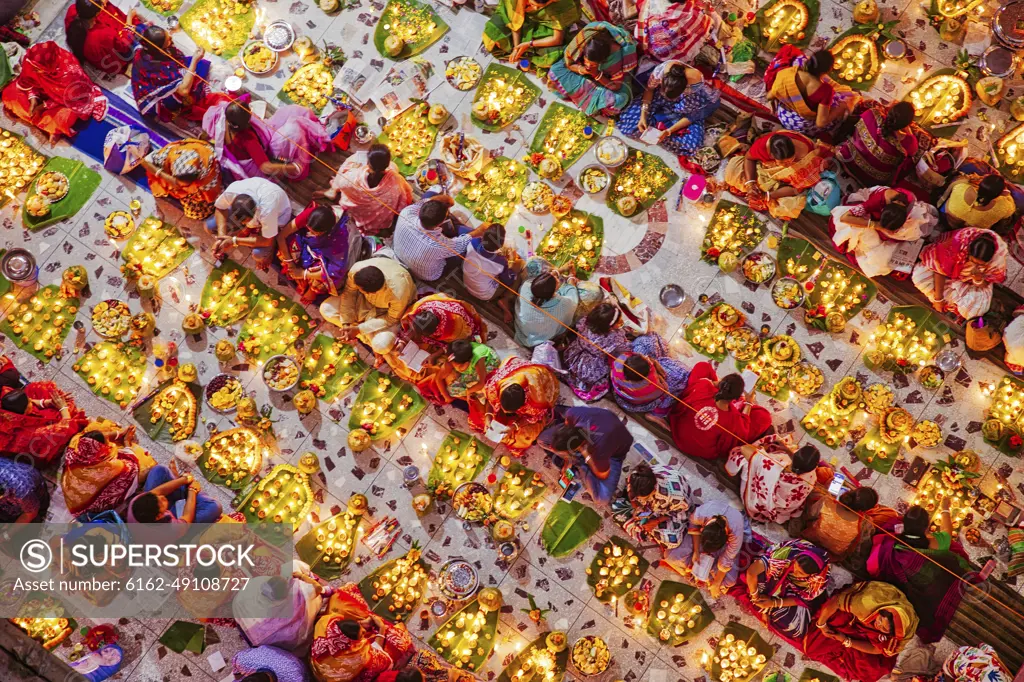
[538,406,634,463]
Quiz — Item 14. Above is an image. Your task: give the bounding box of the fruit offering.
[456,156,530,223]
[537,211,604,277]
[348,370,426,440]
[0,285,77,361]
[300,335,368,401]
[911,419,941,447]
[358,545,430,621]
[242,41,276,73]
[529,102,602,171]
[263,355,300,391]
[585,536,648,602]
[772,277,804,309]
[579,166,610,193]
[205,374,244,412]
[686,302,745,361]
[34,171,68,201]
[521,181,554,213]
[570,636,610,676]
[240,463,315,529]
[180,0,255,58]
[426,430,493,498]
[493,462,545,520]
[801,376,865,447]
[471,63,540,130]
[607,148,678,216]
[91,300,131,338]
[428,596,500,671]
[378,102,439,176]
[445,56,482,90]
[24,194,49,218]
[907,72,972,127]
[237,292,313,364]
[741,252,776,284]
[142,380,198,442]
[790,362,824,396]
[73,341,146,407]
[863,383,895,416]
[725,327,760,362]
[919,365,945,389]
[281,60,335,112]
[0,130,46,202]
[701,201,766,264]
[120,216,193,280]
[104,210,135,239]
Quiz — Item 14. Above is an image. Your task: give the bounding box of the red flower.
[1010,435,1022,448]
[707,247,721,258]
[804,281,815,292]
[896,357,908,367]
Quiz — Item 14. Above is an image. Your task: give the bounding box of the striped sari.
[548,22,637,116]
[482,0,581,69]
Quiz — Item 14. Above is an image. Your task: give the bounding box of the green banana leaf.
[541,500,602,558]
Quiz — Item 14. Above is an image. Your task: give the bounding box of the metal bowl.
[994,0,1024,48]
[771,276,805,309]
[594,136,627,168]
[353,123,374,145]
[452,481,492,522]
[578,164,610,194]
[262,355,299,392]
[741,252,777,285]
[659,283,686,309]
[438,558,479,599]
[0,248,36,284]
[204,373,244,414]
[263,20,296,52]
[241,40,278,75]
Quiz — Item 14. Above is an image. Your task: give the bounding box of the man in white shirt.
[209,177,294,267]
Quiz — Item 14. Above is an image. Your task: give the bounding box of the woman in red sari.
[65,0,138,74]
[911,228,1007,320]
[0,383,88,466]
[471,357,559,457]
[310,583,414,682]
[398,294,486,352]
[2,41,107,141]
[131,25,226,122]
[669,361,772,460]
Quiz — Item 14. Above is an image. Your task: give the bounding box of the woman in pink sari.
[911,228,1007,320]
[233,560,326,654]
[325,144,413,236]
[836,102,920,186]
[202,101,329,181]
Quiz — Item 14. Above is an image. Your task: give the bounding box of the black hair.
[338,620,362,640]
[899,505,931,549]
[176,167,201,184]
[628,463,657,499]
[131,493,165,523]
[715,374,745,402]
[67,0,102,63]
[306,206,337,235]
[806,50,834,77]
[790,445,820,475]
[81,431,107,445]
[768,135,796,160]
[623,354,650,381]
[550,424,587,454]
[839,487,878,512]
[230,195,258,227]
[1,389,28,415]
[194,562,221,581]
[76,0,102,19]
[395,669,425,682]
[882,102,915,136]
[481,223,505,252]
[586,302,619,335]
[794,552,821,575]
[411,311,439,337]
[225,102,252,131]
[879,203,909,231]
[660,64,688,100]
[262,576,289,601]
[499,384,526,412]
[584,30,614,64]
[367,143,391,188]
[700,516,728,554]
[968,233,998,263]
[142,26,168,57]
[0,367,20,390]
[449,338,473,364]
[353,266,385,294]
[977,174,1007,206]
[419,200,449,229]
[530,272,559,306]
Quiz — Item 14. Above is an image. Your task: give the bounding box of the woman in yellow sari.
[764,46,856,137]
[61,420,154,518]
[724,130,832,220]
[470,356,559,456]
[310,583,414,682]
[804,581,918,682]
[141,138,222,220]
[398,294,486,352]
[939,174,1017,232]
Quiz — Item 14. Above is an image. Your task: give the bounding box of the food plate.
[263,355,300,391]
[205,373,244,413]
[104,211,135,239]
[571,636,611,677]
[579,164,609,194]
[353,124,374,145]
[522,181,554,214]
[438,558,479,599]
[595,137,627,167]
[919,365,944,389]
[91,300,131,338]
[263,20,295,51]
[742,252,776,284]
[452,481,492,522]
[791,362,824,396]
[445,56,482,91]
[771,276,804,309]
[35,171,69,202]
[726,327,761,362]
[241,40,277,74]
